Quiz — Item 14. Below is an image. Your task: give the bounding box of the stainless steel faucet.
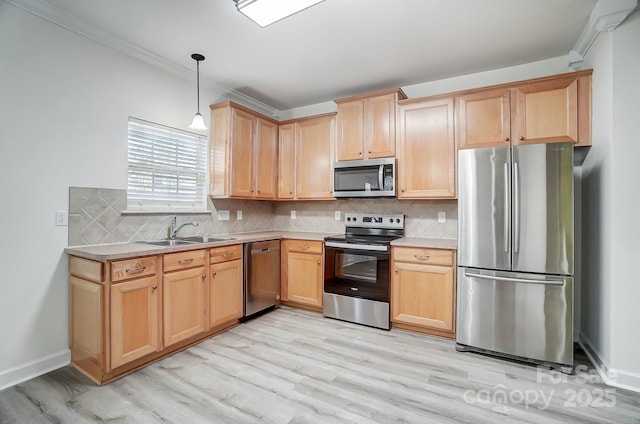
[169,216,199,239]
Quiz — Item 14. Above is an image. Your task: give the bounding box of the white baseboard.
[579,333,640,394]
[0,349,70,391]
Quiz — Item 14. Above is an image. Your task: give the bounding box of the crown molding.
[569,0,638,69]
[3,0,280,118]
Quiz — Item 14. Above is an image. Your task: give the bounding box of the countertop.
[65,231,457,262]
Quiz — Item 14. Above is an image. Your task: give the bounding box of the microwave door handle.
[378,165,384,191]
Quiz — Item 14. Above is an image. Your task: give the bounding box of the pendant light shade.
[188,53,207,131]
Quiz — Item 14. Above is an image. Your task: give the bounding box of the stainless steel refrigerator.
[456,141,574,370]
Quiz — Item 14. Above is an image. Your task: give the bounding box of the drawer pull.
[414,255,430,260]
[125,266,146,273]
[299,245,309,250]
[178,258,194,264]
[222,252,234,257]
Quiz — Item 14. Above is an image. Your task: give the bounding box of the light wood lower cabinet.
[69,245,244,385]
[281,239,323,310]
[110,275,161,369]
[209,245,243,328]
[391,247,456,338]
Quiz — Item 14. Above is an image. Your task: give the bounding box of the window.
[127,117,208,212]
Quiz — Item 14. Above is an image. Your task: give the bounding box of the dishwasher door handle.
[251,247,279,255]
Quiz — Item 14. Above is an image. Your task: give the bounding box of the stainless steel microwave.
[332,158,396,198]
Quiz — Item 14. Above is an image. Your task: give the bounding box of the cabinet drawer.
[164,249,206,272]
[70,256,104,283]
[286,240,323,254]
[111,256,157,282]
[210,244,243,264]
[393,247,453,266]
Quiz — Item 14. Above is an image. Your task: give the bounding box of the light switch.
[55,210,68,226]
[291,210,296,220]
[218,210,230,221]
[237,210,243,220]
[438,212,446,223]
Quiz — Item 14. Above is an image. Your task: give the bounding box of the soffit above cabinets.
[9,0,599,112]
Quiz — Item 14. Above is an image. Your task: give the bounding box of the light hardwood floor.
[1,307,639,423]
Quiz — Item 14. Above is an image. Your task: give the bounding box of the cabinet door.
[456,88,511,149]
[163,266,207,347]
[210,259,243,328]
[397,98,456,198]
[255,118,278,199]
[278,123,296,199]
[296,116,335,199]
[287,252,323,307]
[336,100,364,161]
[111,276,161,368]
[512,77,578,145]
[391,261,455,332]
[364,93,397,158]
[230,107,255,198]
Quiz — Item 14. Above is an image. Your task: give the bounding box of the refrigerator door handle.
[513,161,520,254]
[504,162,510,253]
[464,270,565,286]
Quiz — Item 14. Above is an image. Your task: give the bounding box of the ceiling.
[14,0,597,111]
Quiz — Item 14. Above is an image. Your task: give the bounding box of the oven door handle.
[324,241,388,252]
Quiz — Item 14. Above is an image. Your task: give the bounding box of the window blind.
[127,118,208,212]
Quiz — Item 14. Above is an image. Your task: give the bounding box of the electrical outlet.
[290,210,296,220]
[218,210,230,221]
[335,211,341,221]
[438,211,446,223]
[237,210,243,220]
[55,210,68,226]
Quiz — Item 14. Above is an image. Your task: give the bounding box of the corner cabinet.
[391,247,456,339]
[335,89,407,161]
[280,239,324,311]
[397,97,456,199]
[278,114,336,200]
[456,70,592,149]
[210,101,278,199]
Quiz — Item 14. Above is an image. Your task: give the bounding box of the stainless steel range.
[323,213,404,330]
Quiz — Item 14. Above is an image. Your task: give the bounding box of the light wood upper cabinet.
[391,247,456,337]
[296,115,335,199]
[456,70,592,149]
[110,275,161,369]
[457,88,511,149]
[254,118,278,199]
[335,89,406,161]
[397,97,456,199]
[210,101,278,199]
[277,123,296,199]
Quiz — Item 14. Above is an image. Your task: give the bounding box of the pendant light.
[188,53,207,131]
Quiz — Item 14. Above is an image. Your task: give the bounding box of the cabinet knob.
[212,271,217,277]
[394,269,398,273]
[504,137,510,142]
[152,285,158,290]
[202,274,206,279]
[368,150,372,154]
[358,151,362,155]
[317,261,321,265]
[519,136,525,141]
[257,189,260,193]
[401,188,405,192]
[250,188,254,192]
[289,191,293,194]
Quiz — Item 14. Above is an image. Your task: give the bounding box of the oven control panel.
[344,213,404,229]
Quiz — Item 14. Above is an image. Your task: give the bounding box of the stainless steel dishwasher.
[242,240,281,320]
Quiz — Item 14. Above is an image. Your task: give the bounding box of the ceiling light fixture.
[234,0,326,27]
[188,53,207,131]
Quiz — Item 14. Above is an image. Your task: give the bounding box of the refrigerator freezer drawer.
[456,267,573,366]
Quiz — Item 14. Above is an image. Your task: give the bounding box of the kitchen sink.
[138,239,199,246]
[177,236,236,243]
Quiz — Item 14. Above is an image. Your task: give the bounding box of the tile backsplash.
[68,187,457,246]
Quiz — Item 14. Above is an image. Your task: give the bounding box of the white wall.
[0,2,222,389]
[580,9,640,392]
